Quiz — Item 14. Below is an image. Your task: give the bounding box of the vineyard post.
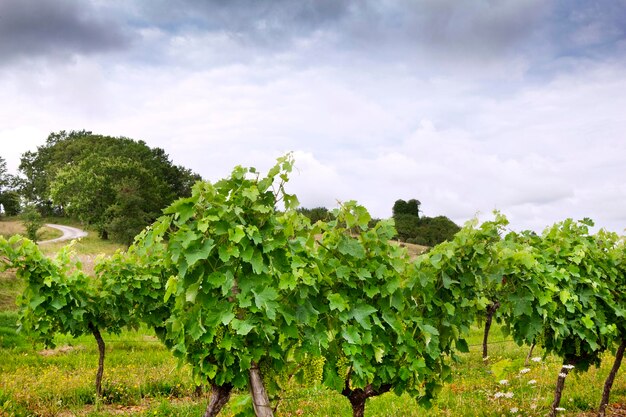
[549,364,571,417]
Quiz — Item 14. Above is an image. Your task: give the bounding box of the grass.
[0,218,63,241]
[1,222,626,416]
[394,241,430,259]
[1,319,625,416]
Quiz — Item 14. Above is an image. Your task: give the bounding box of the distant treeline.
[298,199,460,246]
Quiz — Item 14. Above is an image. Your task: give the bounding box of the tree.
[391,199,461,245]
[0,155,11,192]
[408,216,460,246]
[50,156,164,243]
[0,191,21,216]
[0,155,20,216]
[19,131,201,244]
[297,206,331,223]
[392,199,420,218]
[412,214,531,389]
[392,213,421,241]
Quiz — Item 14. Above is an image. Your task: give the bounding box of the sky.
[1,0,625,233]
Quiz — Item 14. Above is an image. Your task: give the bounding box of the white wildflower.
[505,392,514,399]
[528,379,537,385]
[494,392,505,398]
[531,356,542,362]
[562,364,575,370]
[499,379,509,385]
[555,407,566,411]
[519,368,531,374]
[558,372,567,378]
[510,407,519,414]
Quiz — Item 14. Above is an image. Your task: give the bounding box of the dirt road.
[38,224,88,244]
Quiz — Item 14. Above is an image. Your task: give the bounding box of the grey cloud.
[550,0,626,54]
[0,0,132,63]
[338,1,548,59]
[135,0,626,74]
[131,0,349,43]
[138,0,548,57]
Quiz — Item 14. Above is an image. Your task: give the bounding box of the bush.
[20,206,43,241]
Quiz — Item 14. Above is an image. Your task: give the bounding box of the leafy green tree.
[0,156,20,216]
[392,199,420,218]
[297,206,331,223]
[0,156,8,187]
[392,213,421,241]
[50,156,165,243]
[391,199,459,245]
[19,130,201,238]
[0,191,21,216]
[408,216,461,246]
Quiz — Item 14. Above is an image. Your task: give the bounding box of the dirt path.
[38,224,88,244]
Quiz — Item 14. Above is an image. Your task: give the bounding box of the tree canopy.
[19,131,201,243]
[392,199,459,245]
[392,199,420,218]
[0,155,20,216]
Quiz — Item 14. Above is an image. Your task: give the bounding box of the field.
[1,220,626,416]
[0,219,63,242]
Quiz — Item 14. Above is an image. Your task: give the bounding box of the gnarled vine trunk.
[342,383,392,417]
[249,362,273,417]
[482,300,500,360]
[203,383,233,417]
[598,339,626,417]
[89,324,105,397]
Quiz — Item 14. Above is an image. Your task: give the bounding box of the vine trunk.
[89,324,105,397]
[203,383,233,417]
[598,339,626,417]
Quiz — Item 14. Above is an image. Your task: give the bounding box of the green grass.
[1,322,625,416]
[0,270,22,311]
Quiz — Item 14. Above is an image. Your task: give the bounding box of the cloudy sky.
[1,0,625,233]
